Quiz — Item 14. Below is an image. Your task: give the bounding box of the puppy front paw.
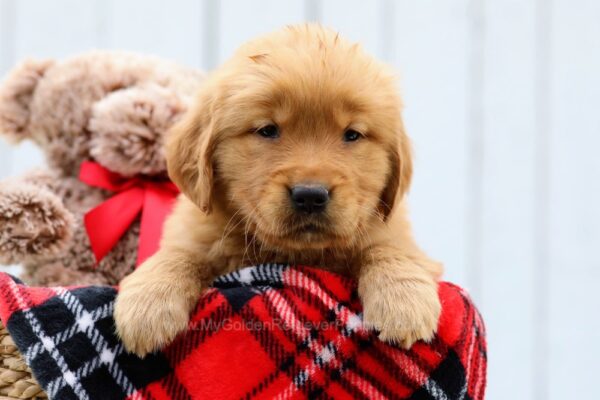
[114,278,191,358]
[360,278,441,349]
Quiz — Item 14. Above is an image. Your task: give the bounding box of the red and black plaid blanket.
[0,265,486,399]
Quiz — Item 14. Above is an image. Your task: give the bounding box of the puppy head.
[168,24,412,251]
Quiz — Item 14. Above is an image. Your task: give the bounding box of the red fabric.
[144,267,486,400]
[0,280,55,323]
[79,161,179,265]
[0,265,487,399]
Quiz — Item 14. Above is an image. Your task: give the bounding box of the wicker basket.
[0,320,46,399]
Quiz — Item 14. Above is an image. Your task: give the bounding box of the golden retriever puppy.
[114,24,443,357]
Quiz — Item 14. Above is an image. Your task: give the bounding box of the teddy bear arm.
[0,171,75,265]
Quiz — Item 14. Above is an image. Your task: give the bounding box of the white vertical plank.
[0,0,15,75]
[202,0,219,70]
[391,1,470,287]
[14,0,102,60]
[479,1,537,399]
[532,1,552,398]
[217,0,306,65]
[547,1,600,399]
[106,0,204,68]
[319,0,387,59]
[0,0,15,180]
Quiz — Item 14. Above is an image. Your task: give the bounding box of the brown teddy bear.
[0,51,204,286]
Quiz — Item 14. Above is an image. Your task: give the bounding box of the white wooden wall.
[0,1,599,399]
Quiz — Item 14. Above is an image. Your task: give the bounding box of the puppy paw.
[114,278,191,358]
[360,279,441,349]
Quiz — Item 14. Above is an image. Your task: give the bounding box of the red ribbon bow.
[79,161,179,266]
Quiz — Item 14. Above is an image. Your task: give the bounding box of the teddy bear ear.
[0,59,54,142]
[89,84,187,177]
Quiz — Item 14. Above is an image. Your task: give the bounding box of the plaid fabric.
[0,265,486,400]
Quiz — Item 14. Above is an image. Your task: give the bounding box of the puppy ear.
[380,123,413,220]
[166,94,217,214]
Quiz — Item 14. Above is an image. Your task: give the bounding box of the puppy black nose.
[290,185,329,213]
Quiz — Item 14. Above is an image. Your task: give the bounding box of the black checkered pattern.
[0,265,487,399]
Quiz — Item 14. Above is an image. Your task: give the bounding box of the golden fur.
[114,24,443,357]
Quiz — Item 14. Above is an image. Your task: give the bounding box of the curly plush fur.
[0,177,74,264]
[0,51,204,286]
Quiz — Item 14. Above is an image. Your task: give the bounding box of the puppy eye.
[256,124,280,139]
[343,129,363,142]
